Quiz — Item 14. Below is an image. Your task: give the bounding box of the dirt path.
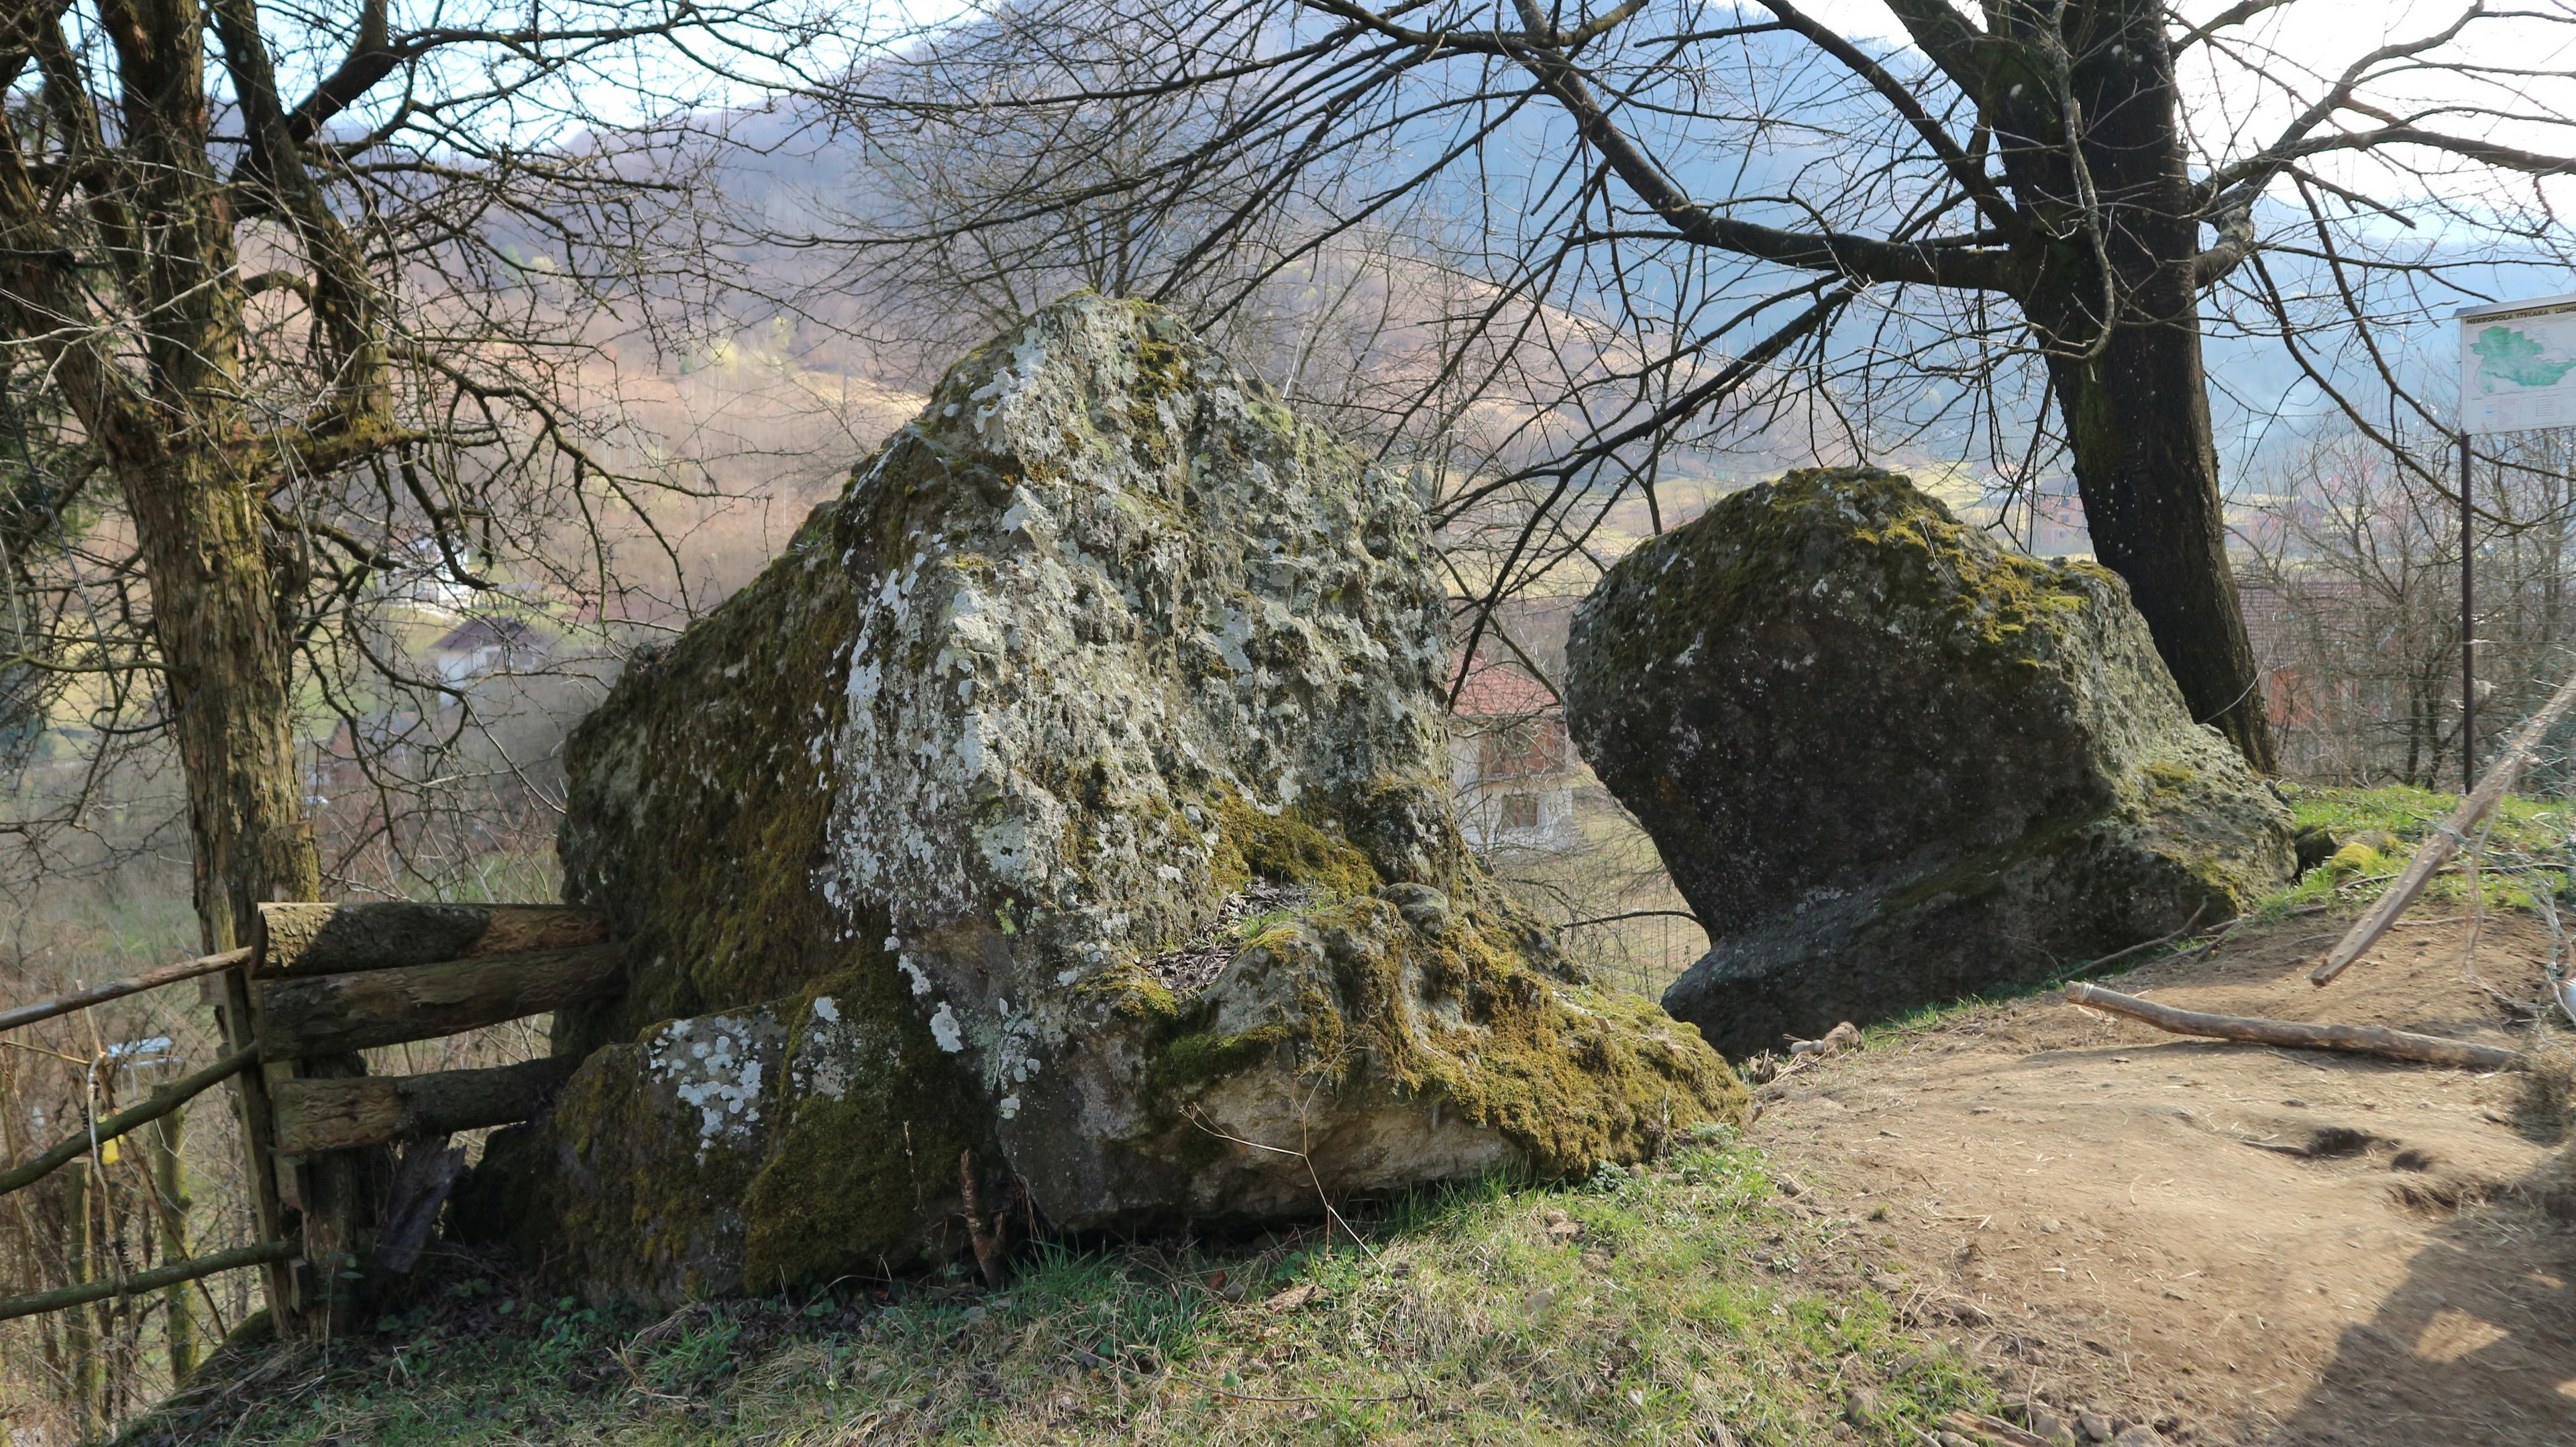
[1752,908,2576,1446]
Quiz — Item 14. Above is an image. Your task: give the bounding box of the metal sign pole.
[2462,430,2475,792]
[2458,291,2576,790]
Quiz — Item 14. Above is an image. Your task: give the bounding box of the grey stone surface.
[1566,467,2293,1057]
[469,294,1739,1302]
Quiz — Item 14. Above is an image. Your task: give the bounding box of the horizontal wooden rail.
[272,1056,583,1154]
[0,947,253,1034]
[0,1048,259,1197]
[256,943,626,1058]
[0,1240,297,1323]
[258,902,610,979]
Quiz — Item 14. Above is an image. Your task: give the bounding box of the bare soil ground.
[1752,908,2576,1446]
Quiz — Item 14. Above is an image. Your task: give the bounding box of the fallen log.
[257,902,610,979]
[256,943,625,1058]
[2063,981,2522,1071]
[271,1055,582,1154]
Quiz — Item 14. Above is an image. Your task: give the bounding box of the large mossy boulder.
[476,294,1741,1302]
[1564,467,2294,1058]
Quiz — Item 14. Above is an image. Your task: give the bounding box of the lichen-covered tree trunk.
[126,452,322,949]
[121,258,323,959]
[61,0,325,953]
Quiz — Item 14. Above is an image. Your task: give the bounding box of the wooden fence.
[0,902,622,1338]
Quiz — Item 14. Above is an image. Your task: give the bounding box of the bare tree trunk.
[2047,333,2271,768]
[2406,682,2426,786]
[2006,1,2276,771]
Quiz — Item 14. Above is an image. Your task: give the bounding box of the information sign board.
[2461,292,2576,435]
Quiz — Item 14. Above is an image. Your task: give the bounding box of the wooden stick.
[368,1138,468,1277]
[2315,661,2576,986]
[212,953,300,1334]
[2065,981,2522,1071]
[1944,1411,2055,1447]
[2076,902,2210,973]
[0,1049,258,1196]
[270,1056,582,1154]
[256,943,625,1058]
[0,948,253,1034]
[0,1240,296,1324]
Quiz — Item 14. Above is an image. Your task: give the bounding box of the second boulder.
[1565,468,2293,1056]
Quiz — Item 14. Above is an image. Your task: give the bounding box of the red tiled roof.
[1450,660,1560,719]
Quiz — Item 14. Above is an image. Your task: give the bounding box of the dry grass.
[118,1140,1990,1447]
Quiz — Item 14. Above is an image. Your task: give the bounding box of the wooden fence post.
[214,949,299,1335]
[150,1107,193,1381]
[3,902,615,1344]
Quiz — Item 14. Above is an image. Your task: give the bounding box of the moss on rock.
[481,294,1742,1298]
[1567,467,2295,1055]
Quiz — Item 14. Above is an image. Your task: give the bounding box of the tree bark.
[128,452,323,953]
[2046,333,2273,769]
[1993,1,2279,771]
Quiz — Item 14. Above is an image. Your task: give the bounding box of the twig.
[1944,1409,2057,1447]
[2461,810,2497,1000]
[616,1304,715,1403]
[2064,981,2522,1071]
[1070,1345,1421,1408]
[2076,903,2212,974]
[1555,909,1706,933]
[1183,1110,1375,1258]
[2179,910,2263,960]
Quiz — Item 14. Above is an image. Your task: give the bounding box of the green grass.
[125,1140,1988,1446]
[2271,782,2576,915]
[1803,784,2576,1056]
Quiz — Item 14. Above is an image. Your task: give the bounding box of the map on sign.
[2461,295,2576,435]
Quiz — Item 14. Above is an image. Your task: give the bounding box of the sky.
[1790,0,2576,167]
